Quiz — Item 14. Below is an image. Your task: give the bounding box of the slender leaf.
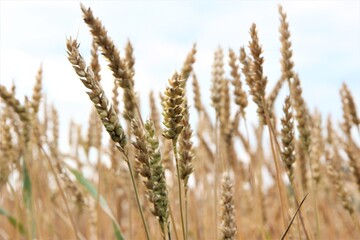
[113,221,124,240]
[22,157,36,238]
[0,207,27,235]
[22,160,32,209]
[69,168,124,240]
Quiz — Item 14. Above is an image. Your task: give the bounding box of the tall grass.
[1,4,360,240]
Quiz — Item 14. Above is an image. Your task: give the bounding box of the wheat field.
[0,3,360,240]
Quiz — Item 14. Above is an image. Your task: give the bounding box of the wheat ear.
[162,72,186,240]
[220,174,237,240]
[280,96,296,182]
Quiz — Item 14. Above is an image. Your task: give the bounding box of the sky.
[0,0,359,148]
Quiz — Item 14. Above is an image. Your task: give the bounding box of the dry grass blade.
[281,193,309,240]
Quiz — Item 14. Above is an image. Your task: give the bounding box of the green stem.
[124,155,151,240]
[172,139,186,240]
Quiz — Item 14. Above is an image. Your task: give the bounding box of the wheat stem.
[172,139,186,240]
[123,153,151,240]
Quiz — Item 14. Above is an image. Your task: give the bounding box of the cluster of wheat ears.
[0,4,359,240]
